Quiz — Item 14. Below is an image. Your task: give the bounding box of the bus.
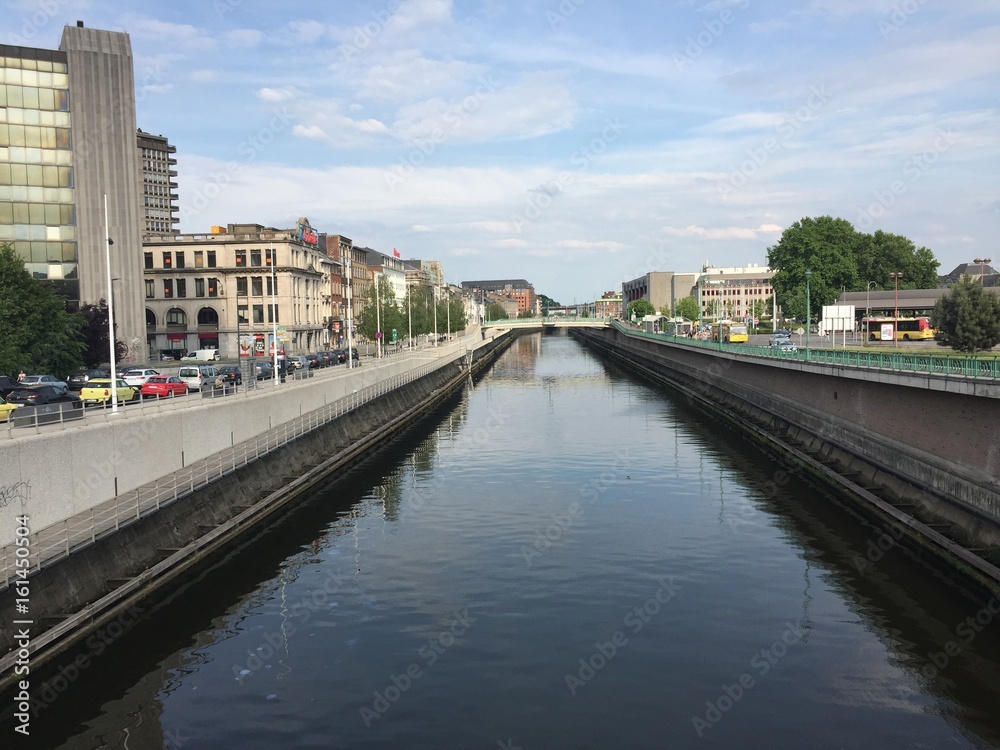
[861,316,935,341]
[710,321,749,343]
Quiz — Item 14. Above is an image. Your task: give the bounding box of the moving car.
[19,374,68,393]
[770,339,797,352]
[178,365,218,392]
[67,368,109,390]
[140,375,188,398]
[122,368,160,387]
[6,385,81,406]
[79,378,141,405]
[0,376,18,398]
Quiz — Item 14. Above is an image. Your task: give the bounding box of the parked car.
[0,376,19,398]
[0,395,18,422]
[80,378,141,406]
[141,375,188,398]
[6,385,80,406]
[181,348,221,362]
[160,350,183,361]
[304,354,320,369]
[218,365,243,385]
[18,374,68,393]
[317,351,334,367]
[122,368,159,387]
[67,368,109,390]
[286,355,311,371]
[178,365,219,392]
[254,361,274,380]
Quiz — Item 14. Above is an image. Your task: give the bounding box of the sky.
[6,0,999,305]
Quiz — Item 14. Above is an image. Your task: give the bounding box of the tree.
[626,298,655,319]
[855,230,940,291]
[0,243,86,377]
[357,276,403,342]
[485,303,508,320]
[932,276,1000,352]
[518,308,535,319]
[78,300,128,368]
[767,216,860,322]
[674,296,700,321]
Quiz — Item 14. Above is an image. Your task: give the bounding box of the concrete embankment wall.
[573,327,1000,528]
[0,331,511,671]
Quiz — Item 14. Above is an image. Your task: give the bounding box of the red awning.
[167,334,185,341]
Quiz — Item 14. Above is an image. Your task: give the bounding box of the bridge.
[483,317,612,329]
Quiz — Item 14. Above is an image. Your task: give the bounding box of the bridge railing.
[611,319,1000,381]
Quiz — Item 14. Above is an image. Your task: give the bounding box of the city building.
[622,272,698,315]
[321,233,352,343]
[363,247,406,305]
[595,291,623,318]
[696,263,775,322]
[137,129,178,236]
[142,219,334,359]
[0,22,146,356]
[461,279,538,316]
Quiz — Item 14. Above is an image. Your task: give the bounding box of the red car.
[140,375,188,398]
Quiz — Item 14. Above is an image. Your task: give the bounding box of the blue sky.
[7,0,999,304]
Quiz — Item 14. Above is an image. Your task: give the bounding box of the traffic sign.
[375,331,382,339]
[392,328,397,343]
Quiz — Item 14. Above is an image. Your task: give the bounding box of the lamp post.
[103,194,119,414]
[804,269,812,360]
[974,257,992,284]
[270,243,279,386]
[346,249,354,369]
[407,285,412,351]
[890,271,903,347]
[375,272,382,359]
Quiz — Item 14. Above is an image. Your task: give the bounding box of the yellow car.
[79,378,141,406]
[0,395,18,422]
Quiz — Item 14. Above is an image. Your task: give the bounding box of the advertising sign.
[880,323,894,341]
[297,224,318,246]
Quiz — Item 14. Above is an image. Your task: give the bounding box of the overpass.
[483,317,612,329]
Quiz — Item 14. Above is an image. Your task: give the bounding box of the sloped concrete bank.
[572,327,1000,595]
[0,333,511,690]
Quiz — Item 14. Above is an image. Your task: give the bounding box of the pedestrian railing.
[611,320,1000,382]
[0,346,469,590]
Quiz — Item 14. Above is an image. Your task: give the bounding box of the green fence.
[611,320,1000,381]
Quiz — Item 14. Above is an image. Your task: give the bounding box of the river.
[30,332,1000,749]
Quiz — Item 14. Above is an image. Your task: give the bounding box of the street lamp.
[974,257,992,284]
[890,271,903,348]
[804,269,812,360]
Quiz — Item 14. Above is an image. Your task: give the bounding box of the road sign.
[796,327,805,335]
[392,328,397,343]
[375,331,382,339]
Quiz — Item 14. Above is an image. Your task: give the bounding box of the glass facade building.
[0,45,78,298]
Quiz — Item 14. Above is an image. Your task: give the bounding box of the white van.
[178,365,219,392]
[181,349,221,362]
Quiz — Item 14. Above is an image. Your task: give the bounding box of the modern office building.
[622,271,699,315]
[696,263,775,322]
[0,22,146,357]
[137,129,178,236]
[142,220,335,358]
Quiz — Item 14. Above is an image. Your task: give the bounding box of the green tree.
[626,298,655,319]
[77,300,128,368]
[855,230,940,291]
[485,303,508,320]
[932,276,1000,352]
[0,243,85,377]
[767,216,861,322]
[518,308,535,319]
[673,296,700,321]
[357,276,403,342]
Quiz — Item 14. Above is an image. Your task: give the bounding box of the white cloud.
[222,29,263,48]
[190,70,217,83]
[257,87,297,103]
[288,19,329,44]
[292,124,326,139]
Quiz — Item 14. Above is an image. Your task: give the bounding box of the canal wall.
[572,326,1000,555]
[0,330,512,682]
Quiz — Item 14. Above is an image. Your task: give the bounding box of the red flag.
[393,248,401,258]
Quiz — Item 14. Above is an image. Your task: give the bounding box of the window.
[251,249,262,267]
[144,252,153,270]
[235,249,246,267]
[237,305,248,324]
[208,278,219,297]
[267,276,274,296]
[195,278,205,297]
[266,248,275,266]
[252,277,263,296]
[177,279,186,298]
[145,279,154,299]
[197,307,219,326]
[164,279,174,298]
[252,305,264,324]
[268,304,279,324]
[163,252,172,269]
[176,251,185,269]
[194,251,204,268]
[207,251,216,268]
[236,277,248,296]
[145,309,156,327]
[166,308,186,326]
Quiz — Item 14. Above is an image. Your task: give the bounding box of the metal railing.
[0,346,469,589]
[611,320,1000,382]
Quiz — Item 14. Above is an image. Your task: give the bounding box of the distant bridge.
[482,317,612,329]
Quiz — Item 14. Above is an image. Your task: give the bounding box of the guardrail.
[611,319,1000,382]
[0,346,468,589]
